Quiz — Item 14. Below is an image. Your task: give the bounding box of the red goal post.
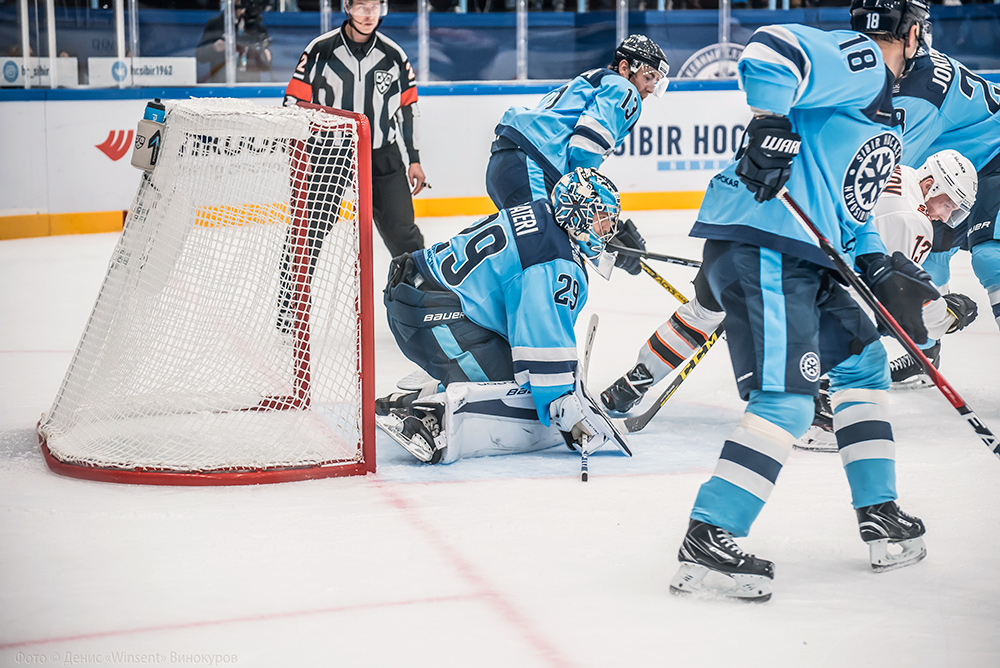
[37,98,375,485]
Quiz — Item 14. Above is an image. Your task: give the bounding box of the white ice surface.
[2,211,998,667]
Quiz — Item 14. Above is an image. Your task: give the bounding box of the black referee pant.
[372,145,424,258]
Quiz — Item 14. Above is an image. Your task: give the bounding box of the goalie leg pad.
[437,382,566,463]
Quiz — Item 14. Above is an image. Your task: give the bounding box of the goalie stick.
[579,314,599,482]
[639,260,690,305]
[778,189,1000,462]
[608,243,702,269]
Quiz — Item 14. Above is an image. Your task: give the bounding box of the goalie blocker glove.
[943,292,978,334]
[611,219,647,275]
[734,115,801,203]
[857,251,940,345]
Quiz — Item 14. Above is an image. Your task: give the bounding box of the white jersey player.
[601,148,980,419]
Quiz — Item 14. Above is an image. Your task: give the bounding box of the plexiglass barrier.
[1,2,998,88]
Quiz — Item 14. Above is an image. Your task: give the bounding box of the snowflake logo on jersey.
[374,70,394,95]
[799,352,821,383]
[842,132,902,223]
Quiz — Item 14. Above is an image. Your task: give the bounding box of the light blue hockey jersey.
[894,48,1000,171]
[691,25,901,266]
[495,69,641,185]
[413,199,588,424]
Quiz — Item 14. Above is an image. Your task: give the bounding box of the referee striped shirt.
[285,22,420,163]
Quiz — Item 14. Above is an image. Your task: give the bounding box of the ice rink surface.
[2,210,999,667]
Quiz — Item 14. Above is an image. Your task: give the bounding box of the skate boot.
[889,341,940,389]
[600,363,654,413]
[375,374,440,416]
[375,402,445,464]
[856,501,927,572]
[669,520,774,602]
[794,378,836,452]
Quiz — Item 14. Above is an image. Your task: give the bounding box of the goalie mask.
[552,168,621,274]
[917,149,978,228]
[613,34,670,98]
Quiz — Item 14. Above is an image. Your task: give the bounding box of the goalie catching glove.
[611,218,647,275]
[735,115,801,203]
[857,251,940,345]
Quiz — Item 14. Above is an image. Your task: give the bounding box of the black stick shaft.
[778,189,1000,460]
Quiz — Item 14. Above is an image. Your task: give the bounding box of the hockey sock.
[971,240,1000,331]
[691,410,797,537]
[831,388,897,509]
[638,298,724,384]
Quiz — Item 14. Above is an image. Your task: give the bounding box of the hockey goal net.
[37,98,375,484]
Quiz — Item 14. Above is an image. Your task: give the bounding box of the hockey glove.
[857,252,941,345]
[611,218,646,275]
[550,393,598,447]
[943,292,978,334]
[734,115,801,203]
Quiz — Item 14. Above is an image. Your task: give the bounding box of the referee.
[284,0,426,257]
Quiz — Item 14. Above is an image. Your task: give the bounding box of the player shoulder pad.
[579,68,619,88]
[895,49,952,109]
[373,32,410,63]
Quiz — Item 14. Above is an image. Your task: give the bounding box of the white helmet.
[917,149,978,227]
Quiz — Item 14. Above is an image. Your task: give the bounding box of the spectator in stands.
[196,0,273,83]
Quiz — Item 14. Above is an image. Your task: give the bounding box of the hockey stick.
[622,327,723,433]
[608,243,703,269]
[579,314,600,482]
[612,260,724,433]
[639,260,690,305]
[778,189,1000,461]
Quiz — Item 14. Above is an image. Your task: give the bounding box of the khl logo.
[96,130,135,161]
[112,60,128,82]
[3,60,18,83]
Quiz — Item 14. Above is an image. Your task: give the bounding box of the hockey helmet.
[850,0,930,42]
[917,149,978,228]
[551,168,621,260]
[613,34,670,98]
[344,0,387,19]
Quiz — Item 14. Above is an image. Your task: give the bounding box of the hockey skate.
[375,403,445,464]
[889,341,940,390]
[375,373,440,416]
[856,501,927,572]
[600,363,653,413]
[794,379,836,453]
[669,520,774,602]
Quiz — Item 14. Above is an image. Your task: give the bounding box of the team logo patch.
[799,352,821,383]
[842,132,902,223]
[374,70,394,94]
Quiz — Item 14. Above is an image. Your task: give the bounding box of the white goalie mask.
[917,149,978,228]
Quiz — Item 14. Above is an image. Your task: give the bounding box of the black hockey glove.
[734,115,801,203]
[857,252,940,345]
[943,292,978,334]
[611,218,646,275]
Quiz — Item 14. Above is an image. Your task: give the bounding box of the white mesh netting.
[38,98,372,481]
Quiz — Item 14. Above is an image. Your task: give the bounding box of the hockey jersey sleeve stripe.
[400,86,418,106]
[568,133,609,160]
[511,345,577,362]
[574,115,614,150]
[285,78,313,103]
[742,26,809,87]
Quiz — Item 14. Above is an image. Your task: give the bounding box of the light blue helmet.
[551,168,621,259]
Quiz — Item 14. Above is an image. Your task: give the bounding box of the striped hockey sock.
[831,388,897,509]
